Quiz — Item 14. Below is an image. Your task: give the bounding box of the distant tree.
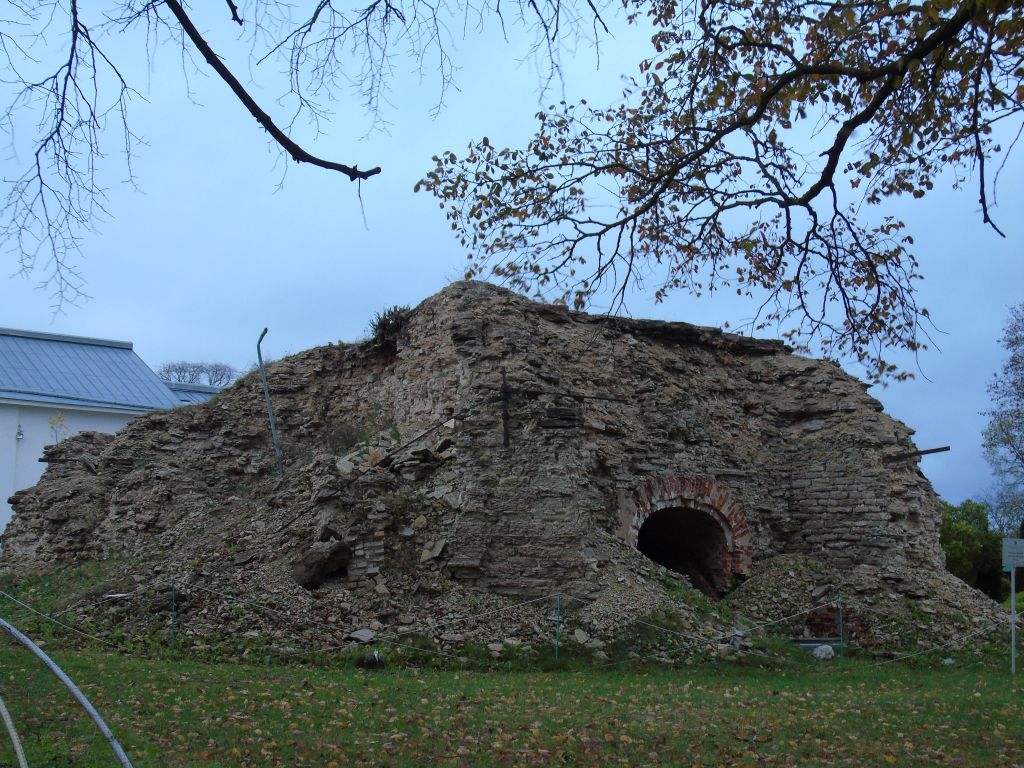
[940,499,1005,601]
[989,486,1024,537]
[983,303,1024,536]
[158,361,238,387]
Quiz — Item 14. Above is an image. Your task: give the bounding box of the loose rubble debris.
[0,282,1003,659]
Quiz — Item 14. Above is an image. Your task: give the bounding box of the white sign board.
[1004,538,1024,569]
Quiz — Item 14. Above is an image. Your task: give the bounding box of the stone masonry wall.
[1,281,945,603]
[429,283,944,594]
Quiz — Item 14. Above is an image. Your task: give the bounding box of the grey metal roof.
[0,328,181,413]
[165,381,221,405]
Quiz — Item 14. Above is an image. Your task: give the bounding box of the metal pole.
[837,599,845,661]
[554,595,561,661]
[0,618,134,768]
[500,368,510,448]
[0,692,29,768]
[1012,566,1017,675]
[257,328,283,474]
[170,582,176,659]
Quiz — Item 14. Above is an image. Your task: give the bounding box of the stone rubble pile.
[724,554,1004,647]
[0,281,1001,657]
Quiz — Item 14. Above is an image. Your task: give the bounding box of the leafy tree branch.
[421,0,1023,379]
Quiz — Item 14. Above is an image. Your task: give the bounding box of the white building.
[0,328,216,532]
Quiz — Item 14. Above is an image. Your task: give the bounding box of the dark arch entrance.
[636,507,732,597]
[622,477,753,598]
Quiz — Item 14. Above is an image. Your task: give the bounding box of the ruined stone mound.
[0,282,1000,656]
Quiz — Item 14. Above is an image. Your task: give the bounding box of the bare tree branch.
[1,0,608,302]
[163,0,381,181]
[225,0,243,26]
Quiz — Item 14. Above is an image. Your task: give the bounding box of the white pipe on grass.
[0,691,29,768]
[0,617,133,768]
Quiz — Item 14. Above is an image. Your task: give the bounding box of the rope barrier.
[734,601,839,636]
[0,591,121,649]
[185,582,560,649]
[282,633,465,662]
[50,577,174,618]
[280,593,563,660]
[2,570,1013,673]
[2,576,562,665]
[871,621,1003,667]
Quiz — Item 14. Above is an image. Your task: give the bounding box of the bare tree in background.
[0,0,605,306]
[158,360,239,387]
[984,302,1024,536]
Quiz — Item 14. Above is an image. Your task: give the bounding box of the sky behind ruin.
[2,8,1021,506]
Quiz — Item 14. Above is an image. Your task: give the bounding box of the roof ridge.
[0,327,133,350]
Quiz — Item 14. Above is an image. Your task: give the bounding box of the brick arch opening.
[624,477,753,598]
[637,507,731,597]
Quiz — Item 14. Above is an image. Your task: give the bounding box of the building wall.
[0,402,135,532]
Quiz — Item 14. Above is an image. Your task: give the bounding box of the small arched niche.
[637,506,731,597]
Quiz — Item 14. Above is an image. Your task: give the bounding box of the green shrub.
[940,499,1006,601]
[369,305,411,347]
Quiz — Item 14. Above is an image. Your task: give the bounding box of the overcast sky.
[1,5,1021,506]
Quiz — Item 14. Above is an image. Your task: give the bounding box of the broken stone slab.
[367,448,390,467]
[429,484,452,500]
[409,447,434,462]
[291,540,352,589]
[317,515,346,542]
[810,584,832,600]
[716,643,736,658]
[232,551,258,567]
[347,628,377,644]
[420,539,447,562]
[573,628,590,644]
[728,631,751,651]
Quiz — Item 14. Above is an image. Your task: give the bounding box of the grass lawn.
[1,644,1022,767]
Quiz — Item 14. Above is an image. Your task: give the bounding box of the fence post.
[837,598,845,661]
[554,595,562,661]
[170,582,176,659]
[257,328,284,474]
